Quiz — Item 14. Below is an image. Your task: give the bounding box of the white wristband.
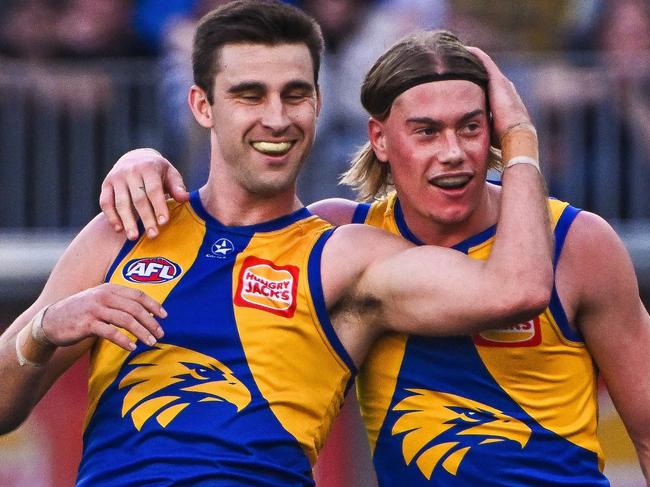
[15,335,43,368]
[505,156,540,173]
[30,306,52,346]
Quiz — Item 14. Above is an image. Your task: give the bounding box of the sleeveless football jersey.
[354,192,608,486]
[76,191,356,486]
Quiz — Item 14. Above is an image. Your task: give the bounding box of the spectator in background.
[0,0,159,228]
[0,0,147,59]
[0,0,149,111]
[535,0,650,218]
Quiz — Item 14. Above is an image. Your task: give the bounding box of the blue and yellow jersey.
[353,192,608,486]
[76,191,356,486]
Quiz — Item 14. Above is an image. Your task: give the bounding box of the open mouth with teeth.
[430,175,472,190]
[251,141,293,156]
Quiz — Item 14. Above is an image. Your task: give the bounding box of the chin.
[428,207,473,226]
[247,178,296,197]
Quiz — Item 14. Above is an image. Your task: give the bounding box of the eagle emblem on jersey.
[391,389,531,479]
[118,343,252,430]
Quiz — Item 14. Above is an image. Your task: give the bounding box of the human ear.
[188,85,213,128]
[368,117,388,163]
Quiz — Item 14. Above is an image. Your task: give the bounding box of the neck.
[199,174,303,227]
[400,182,501,248]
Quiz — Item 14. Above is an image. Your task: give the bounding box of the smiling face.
[190,42,321,198]
[370,79,491,230]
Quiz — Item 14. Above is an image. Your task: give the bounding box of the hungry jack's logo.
[473,317,541,347]
[391,389,531,479]
[234,256,299,318]
[119,343,251,431]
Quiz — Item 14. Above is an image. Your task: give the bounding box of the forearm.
[0,319,56,433]
[487,126,553,313]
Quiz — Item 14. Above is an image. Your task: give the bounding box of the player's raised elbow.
[500,267,553,323]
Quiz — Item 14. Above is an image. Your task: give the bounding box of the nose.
[261,95,290,133]
[438,131,464,165]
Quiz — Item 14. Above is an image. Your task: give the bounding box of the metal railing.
[1,56,649,228]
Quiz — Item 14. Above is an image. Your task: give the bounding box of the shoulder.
[308,198,360,226]
[50,213,130,289]
[558,210,636,314]
[562,210,627,260]
[320,224,412,304]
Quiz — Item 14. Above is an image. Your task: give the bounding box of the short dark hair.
[192,0,324,104]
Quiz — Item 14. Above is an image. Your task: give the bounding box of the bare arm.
[559,212,650,480]
[330,161,551,337]
[307,198,358,225]
[323,49,552,356]
[0,215,166,433]
[99,149,189,240]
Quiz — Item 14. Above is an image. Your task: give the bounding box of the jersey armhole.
[307,228,358,392]
[351,203,371,224]
[549,205,583,342]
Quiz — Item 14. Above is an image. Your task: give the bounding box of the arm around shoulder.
[326,218,551,341]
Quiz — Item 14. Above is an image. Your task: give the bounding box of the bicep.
[358,245,507,335]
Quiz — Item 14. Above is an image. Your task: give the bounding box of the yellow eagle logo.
[392,389,531,479]
[118,343,252,430]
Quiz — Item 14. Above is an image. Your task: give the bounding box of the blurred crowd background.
[0,0,649,485]
[1,0,650,224]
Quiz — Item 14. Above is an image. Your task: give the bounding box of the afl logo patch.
[123,257,182,284]
[234,256,299,318]
[473,317,541,347]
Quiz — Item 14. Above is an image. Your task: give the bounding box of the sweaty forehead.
[216,43,315,87]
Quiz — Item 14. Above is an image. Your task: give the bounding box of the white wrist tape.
[30,306,52,346]
[15,306,53,368]
[505,156,540,173]
[15,335,43,368]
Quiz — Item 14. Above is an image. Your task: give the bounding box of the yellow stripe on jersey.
[232,217,352,464]
[358,332,408,454]
[85,201,205,429]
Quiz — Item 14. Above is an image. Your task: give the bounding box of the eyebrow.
[406,109,486,126]
[282,80,315,94]
[227,81,265,95]
[227,80,315,96]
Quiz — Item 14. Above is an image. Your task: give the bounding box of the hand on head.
[467,47,535,142]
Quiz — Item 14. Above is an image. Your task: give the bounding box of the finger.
[467,46,499,75]
[100,308,158,346]
[111,284,168,320]
[109,293,165,339]
[93,321,137,351]
[99,182,123,232]
[141,171,170,228]
[165,165,190,204]
[113,180,141,240]
[127,178,158,239]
